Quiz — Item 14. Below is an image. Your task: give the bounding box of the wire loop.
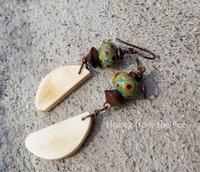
[78,57,88,74]
[82,102,112,120]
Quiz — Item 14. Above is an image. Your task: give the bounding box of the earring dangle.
[25,60,152,160]
[35,38,156,112]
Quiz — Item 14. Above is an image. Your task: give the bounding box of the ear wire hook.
[116,38,156,60]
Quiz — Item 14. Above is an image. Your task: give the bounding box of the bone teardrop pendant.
[35,65,91,112]
[25,112,92,160]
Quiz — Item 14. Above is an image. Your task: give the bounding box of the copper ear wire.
[116,38,156,60]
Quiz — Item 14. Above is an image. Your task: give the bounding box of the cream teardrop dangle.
[25,112,92,160]
[35,65,91,112]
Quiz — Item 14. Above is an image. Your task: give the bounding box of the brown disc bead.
[105,90,123,107]
[86,47,101,68]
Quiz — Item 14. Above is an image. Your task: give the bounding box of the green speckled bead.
[99,42,118,67]
[113,72,138,99]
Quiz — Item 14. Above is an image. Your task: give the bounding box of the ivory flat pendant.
[35,65,91,112]
[25,112,92,160]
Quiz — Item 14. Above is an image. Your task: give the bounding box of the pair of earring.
[25,39,156,160]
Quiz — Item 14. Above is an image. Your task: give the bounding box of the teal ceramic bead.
[99,42,118,67]
[113,72,138,99]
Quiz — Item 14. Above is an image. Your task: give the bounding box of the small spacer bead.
[117,48,124,60]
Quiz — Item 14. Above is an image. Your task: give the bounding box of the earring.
[35,38,155,112]
[25,60,151,160]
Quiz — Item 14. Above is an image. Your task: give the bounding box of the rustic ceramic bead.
[99,42,118,67]
[113,72,138,99]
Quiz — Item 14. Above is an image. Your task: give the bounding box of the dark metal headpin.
[129,59,147,99]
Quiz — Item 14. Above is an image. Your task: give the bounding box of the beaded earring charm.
[35,39,155,112]
[78,38,155,73]
[113,59,147,99]
[25,60,150,160]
